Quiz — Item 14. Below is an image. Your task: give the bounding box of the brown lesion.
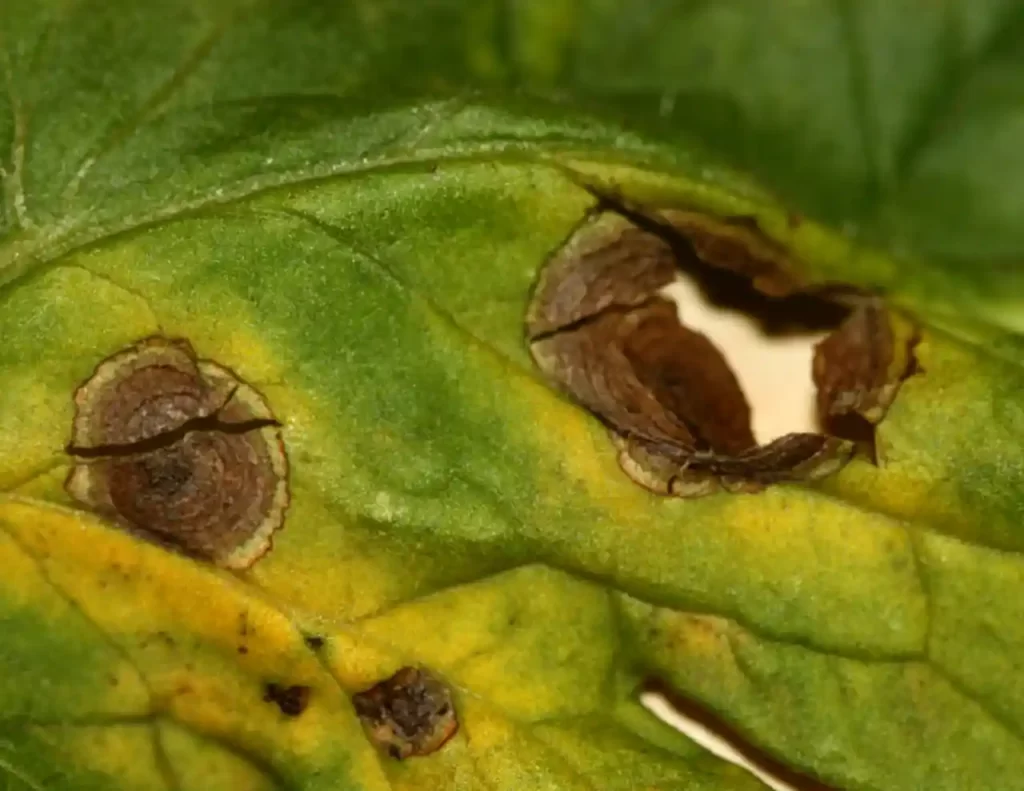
[64,336,290,569]
[352,666,458,760]
[263,683,311,717]
[659,209,803,298]
[525,204,919,497]
[813,296,920,426]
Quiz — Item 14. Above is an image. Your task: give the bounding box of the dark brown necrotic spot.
[813,295,919,426]
[526,204,918,497]
[64,336,289,569]
[620,298,756,456]
[263,683,310,717]
[659,209,804,297]
[352,666,458,760]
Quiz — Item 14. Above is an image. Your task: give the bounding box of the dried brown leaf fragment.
[659,209,803,297]
[814,296,920,425]
[526,206,918,497]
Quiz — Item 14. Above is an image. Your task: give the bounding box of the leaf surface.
[3,2,1024,790]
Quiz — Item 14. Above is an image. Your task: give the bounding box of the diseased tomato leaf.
[3,2,1024,791]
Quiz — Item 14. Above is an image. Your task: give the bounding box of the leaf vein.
[59,7,239,208]
[0,146,582,297]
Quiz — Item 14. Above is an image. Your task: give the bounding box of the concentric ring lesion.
[64,335,290,569]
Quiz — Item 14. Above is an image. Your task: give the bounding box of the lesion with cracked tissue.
[64,336,290,569]
[525,201,918,497]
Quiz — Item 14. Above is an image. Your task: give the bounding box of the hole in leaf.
[525,200,918,497]
[641,680,838,791]
[352,666,459,760]
[64,336,290,568]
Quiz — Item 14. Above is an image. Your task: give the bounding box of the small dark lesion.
[352,666,458,760]
[526,196,919,497]
[263,683,311,717]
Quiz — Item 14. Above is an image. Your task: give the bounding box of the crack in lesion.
[65,404,279,459]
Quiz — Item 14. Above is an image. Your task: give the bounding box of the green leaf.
[2,2,1024,790]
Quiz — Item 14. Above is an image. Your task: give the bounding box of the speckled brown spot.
[353,667,458,760]
[64,336,289,569]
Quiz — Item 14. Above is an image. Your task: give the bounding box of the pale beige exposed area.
[661,276,828,444]
[639,274,828,791]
